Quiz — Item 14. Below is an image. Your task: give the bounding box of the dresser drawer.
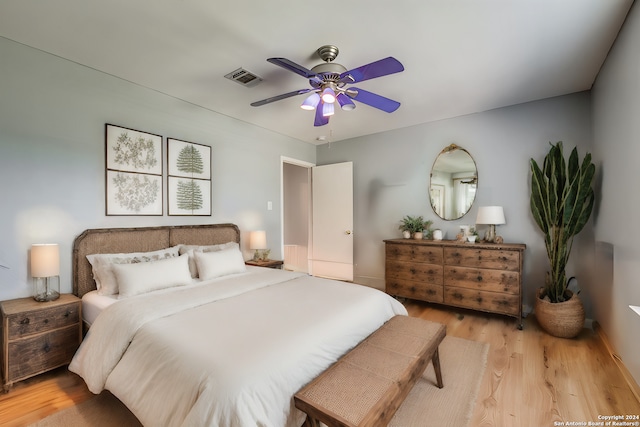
[7,324,81,381]
[386,278,444,303]
[444,287,520,316]
[386,260,443,285]
[444,266,520,294]
[444,247,520,271]
[386,244,443,264]
[7,302,80,340]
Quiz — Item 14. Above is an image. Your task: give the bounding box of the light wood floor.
[1,301,639,427]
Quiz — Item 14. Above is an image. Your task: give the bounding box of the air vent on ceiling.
[224,68,263,87]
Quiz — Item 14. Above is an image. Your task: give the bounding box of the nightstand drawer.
[7,303,80,340]
[7,324,80,381]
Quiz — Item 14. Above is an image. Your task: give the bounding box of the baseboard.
[593,321,640,403]
[353,275,385,291]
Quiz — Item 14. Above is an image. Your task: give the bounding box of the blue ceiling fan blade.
[250,88,313,107]
[349,88,401,113]
[314,103,329,126]
[267,58,317,79]
[340,57,404,84]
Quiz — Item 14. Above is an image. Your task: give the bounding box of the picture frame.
[105,124,163,216]
[167,138,212,216]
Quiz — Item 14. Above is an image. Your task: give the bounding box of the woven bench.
[294,315,446,427]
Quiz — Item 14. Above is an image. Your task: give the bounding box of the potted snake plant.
[530,141,595,338]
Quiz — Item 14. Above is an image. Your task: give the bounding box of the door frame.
[280,156,315,273]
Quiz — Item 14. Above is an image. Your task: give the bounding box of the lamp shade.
[476,206,506,225]
[31,244,60,277]
[300,92,320,111]
[337,93,356,111]
[249,231,267,250]
[321,87,336,104]
[322,101,335,117]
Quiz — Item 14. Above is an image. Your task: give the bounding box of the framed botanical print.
[167,138,212,216]
[105,124,163,215]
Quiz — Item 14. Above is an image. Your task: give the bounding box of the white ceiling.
[0,1,633,145]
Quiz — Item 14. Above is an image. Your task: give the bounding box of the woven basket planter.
[535,288,585,338]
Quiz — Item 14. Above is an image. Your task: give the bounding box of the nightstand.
[1,294,82,391]
[245,259,284,269]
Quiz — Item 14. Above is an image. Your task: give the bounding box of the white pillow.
[87,246,181,295]
[113,253,192,298]
[179,242,239,278]
[194,247,247,280]
[86,247,181,295]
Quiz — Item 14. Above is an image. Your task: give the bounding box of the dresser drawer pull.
[64,310,72,317]
[477,275,483,282]
[43,343,51,353]
[43,319,49,324]
[20,318,30,325]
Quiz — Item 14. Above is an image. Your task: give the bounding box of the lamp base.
[485,224,497,243]
[33,276,60,302]
[34,290,60,302]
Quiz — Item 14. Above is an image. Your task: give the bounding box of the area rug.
[390,335,489,427]
[31,336,487,427]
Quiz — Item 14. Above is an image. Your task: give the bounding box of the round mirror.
[429,144,477,220]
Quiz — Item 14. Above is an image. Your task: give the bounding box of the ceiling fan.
[250,45,404,127]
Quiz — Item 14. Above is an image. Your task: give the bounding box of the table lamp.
[249,231,267,261]
[31,243,60,301]
[476,206,505,243]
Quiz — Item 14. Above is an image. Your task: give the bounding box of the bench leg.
[302,415,322,427]
[432,347,444,388]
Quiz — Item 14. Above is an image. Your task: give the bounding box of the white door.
[311,162,354,281]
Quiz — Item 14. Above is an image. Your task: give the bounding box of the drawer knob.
[43,319,49,324]
[20,318,30,325]
[43,343,51,353]
[64,310,71,317]
[477,275,483,282]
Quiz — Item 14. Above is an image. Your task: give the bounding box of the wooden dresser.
[384,239,525,329]
[1,294,82,390]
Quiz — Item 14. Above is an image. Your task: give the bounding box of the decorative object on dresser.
[31,243,60,302]
[249,230,269,260]
[1,294,82,391]
[384,239,525,329]
[530,141,595,338]
[475,206,506,243]
[398,215,433,240]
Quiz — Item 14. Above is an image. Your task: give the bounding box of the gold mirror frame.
[429,144,478,220]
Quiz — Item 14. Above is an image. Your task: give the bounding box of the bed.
[68,224,407,427]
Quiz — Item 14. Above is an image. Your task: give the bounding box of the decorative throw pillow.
[113,253,192,298]
[86,246,180,295]
[194,247,247,280]
[178,242,239,278]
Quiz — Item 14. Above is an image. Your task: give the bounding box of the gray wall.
[0,37,315,300]
[591,2,640,385]
[317,92,594,316]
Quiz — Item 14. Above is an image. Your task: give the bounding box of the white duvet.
[69,268,407,427]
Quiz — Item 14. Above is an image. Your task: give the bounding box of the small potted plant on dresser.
[530,141,595,338]
[399,215,433,240]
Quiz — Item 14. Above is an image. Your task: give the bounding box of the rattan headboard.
[72,224,240,297]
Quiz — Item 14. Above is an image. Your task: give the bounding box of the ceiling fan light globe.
[337,93,356,111]
[321,87,336,104]
[300,93,320,110]
[322,102,335,117]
